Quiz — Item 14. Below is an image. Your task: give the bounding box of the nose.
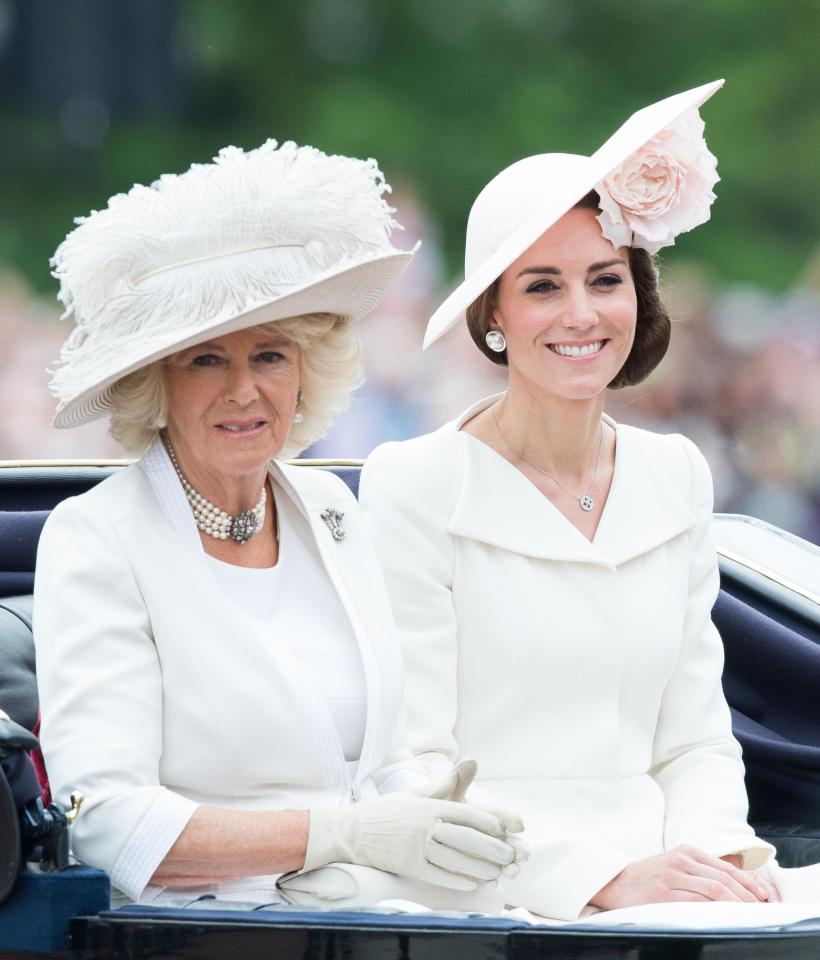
[224,362,260,405]
[561,285,597,331]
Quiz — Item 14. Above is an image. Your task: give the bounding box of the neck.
[495,376,606,485]
[163,431,268,515]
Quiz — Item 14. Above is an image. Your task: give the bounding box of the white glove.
[406,758,530,880]
[305,795,520,890]
[412,758,479,802]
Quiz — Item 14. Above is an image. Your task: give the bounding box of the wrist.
[303,805,348,872]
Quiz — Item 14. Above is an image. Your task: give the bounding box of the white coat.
[360,396,774,921]
[34,439,426,901]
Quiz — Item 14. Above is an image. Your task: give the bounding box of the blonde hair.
[108,313,363,457]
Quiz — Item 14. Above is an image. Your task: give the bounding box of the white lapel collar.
[449,429,615,566]
[270,460,346,538]
[446,398,694,567]
[589,422,695,565]
[138,437,202,550]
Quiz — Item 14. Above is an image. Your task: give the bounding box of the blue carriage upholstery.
[1,461,820,954]
[0,866,109,954]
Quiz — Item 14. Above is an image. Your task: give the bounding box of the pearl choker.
[162,433,266,545]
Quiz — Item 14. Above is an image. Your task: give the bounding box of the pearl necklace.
[162,434,266,544]
[491,404,604,512]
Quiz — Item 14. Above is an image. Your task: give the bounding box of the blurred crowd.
[1,188,819,545]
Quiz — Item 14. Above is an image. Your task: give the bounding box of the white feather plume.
[49,139,406,405]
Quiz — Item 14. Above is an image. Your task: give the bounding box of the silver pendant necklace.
[491,404,604,512]
[162,433,267,544]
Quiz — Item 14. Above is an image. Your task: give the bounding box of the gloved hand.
[406,758,530,880]
[305,794,521,890]
[414,758,479,802]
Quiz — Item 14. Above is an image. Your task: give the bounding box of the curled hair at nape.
[465,190,671,383]
[107,312,363,457]
[466,279,504,366]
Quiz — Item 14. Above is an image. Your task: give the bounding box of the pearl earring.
[293,389,304,424]
[485,330,506,353]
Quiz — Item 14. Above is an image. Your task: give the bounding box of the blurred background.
[0,0,818,541]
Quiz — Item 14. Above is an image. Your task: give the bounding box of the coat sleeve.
[650,437,774,868]
[33,497,198,900]
[359,440,461,783]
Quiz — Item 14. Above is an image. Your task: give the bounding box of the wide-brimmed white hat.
[424,79,724,349]
[49,139,416,428]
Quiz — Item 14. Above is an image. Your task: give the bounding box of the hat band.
[133,242,307,285]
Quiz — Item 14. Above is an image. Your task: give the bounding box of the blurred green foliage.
[1,0,817,295]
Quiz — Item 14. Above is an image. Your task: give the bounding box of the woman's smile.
[214,418,269,438]
[546,338,610,360]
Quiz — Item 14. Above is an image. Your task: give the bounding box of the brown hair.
[465,191,670,388]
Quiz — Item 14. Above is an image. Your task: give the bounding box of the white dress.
[360,395,775,921]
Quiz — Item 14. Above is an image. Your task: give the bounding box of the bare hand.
[722,854,781,903]
[590,845,772,910]
[751,869,781,903]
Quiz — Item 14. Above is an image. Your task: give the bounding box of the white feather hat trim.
[423,79,723,349]
[49,139,416,429]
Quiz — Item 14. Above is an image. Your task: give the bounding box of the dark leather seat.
[0,597,36,731]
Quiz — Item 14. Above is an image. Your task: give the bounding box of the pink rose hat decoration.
[595,106,719,255]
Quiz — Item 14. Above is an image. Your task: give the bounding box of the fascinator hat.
[49,140,416,428]
[424,79,724,349]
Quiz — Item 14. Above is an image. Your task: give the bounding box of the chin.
[541,375,613,402]
[215,447,276,477]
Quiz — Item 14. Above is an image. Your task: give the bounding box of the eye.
[191,353,223,367]
[592,274,623,288]
[526,279,558,294]
[255,351,286,364]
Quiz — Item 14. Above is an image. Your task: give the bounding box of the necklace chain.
[491,404,604,512]
[162,432,267,544]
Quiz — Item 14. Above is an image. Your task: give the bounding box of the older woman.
[360,82,789,921]
[34,140,524,906]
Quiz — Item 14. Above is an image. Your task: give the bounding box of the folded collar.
[447,399,694,568]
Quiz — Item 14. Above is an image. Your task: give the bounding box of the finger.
[431,821,516,865]
[688,850,768,901]
[501,861,521,879]
[506,835,531,863]
[477,804,525,834]
[666,890,712,902]
[691,862,764,903]
[754,873,781,903]
[679,872,753,903]
[426,840,503,881]
[421,770,460,801]
[451,759,478,802]
[418,861,479,891]
[435,801,505,837]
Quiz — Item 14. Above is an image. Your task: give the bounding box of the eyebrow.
[516,258,626,278]
[190,339,288,352]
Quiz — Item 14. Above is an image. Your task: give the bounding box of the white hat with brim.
[49,139,416,429]
[423,78,724,349]
[52,250,413,429]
